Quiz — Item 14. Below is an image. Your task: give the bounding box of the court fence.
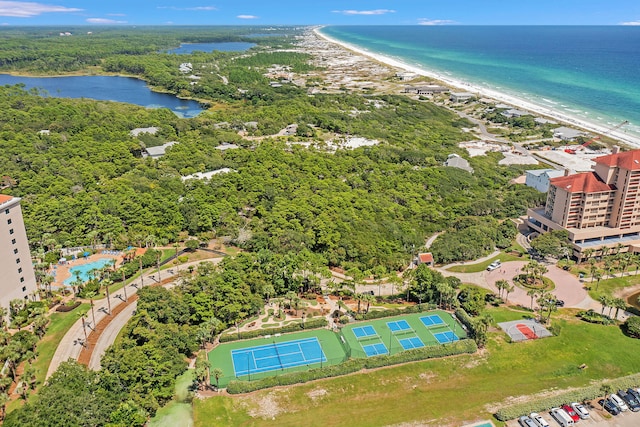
[220,318,328,343]
[227,338,477,394]
[354,303,436,321]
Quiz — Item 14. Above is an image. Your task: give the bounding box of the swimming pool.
[64,258,114,285]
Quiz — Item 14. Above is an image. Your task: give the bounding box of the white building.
[143,141,179,159]
[450,92,475,103]
[0,195,37,313]
[553,126,585,141]
[444,154,474,173]
[525,169,568,192]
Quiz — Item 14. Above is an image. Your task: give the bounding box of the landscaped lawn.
[194,307,640,427]
[446,252,527,273]
[587,274,640,301]
[6,303,90,414]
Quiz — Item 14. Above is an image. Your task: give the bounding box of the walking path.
[47,258,223,378]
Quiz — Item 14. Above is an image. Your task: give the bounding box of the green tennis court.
[341,310,466,358]
[208,329,347,387]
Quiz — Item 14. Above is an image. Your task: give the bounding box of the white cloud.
[0,1,82,17]
[333,9,395,16]
[158,6,217,11]
[107,13,126,17]
[86,18,127,24]
[237,14,258,19]
[418,18,456,25]
[620,21,640,26]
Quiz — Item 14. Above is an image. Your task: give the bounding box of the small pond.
[0,74,204,118]
[166,42,256,54]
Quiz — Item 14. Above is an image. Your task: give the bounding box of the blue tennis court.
[231,337,326,376]
[387,319,411,333]
[362,342,388,357]
[420,314,445,328]
[434,331,459,344]
[398,336,425,350]
[352,325,377,339]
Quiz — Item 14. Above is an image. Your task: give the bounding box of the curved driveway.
[440,261,595,311]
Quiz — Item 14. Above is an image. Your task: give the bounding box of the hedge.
[226,338,477,394]
[495,372,640,421]
[219,318,328,343]
[354,303,436,321]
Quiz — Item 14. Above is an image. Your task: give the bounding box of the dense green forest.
[0,84,542,271]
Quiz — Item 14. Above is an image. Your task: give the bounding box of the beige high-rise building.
[527,149,640,259]
[0,195,37,311]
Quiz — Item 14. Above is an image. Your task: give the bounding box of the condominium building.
[0,195,37,310]
[527,148,640,259]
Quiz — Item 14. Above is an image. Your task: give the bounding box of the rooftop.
[550,172,614,193]
[0,194,14,205]
[594,150,640,171]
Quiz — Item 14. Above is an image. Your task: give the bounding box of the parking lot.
[505,401,640,427]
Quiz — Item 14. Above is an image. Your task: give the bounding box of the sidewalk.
[47,258,223,378]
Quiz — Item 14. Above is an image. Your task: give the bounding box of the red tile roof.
[0,194,14,204]
[594,150,640,171]
[550,172,613,193]
[418,253,433,263]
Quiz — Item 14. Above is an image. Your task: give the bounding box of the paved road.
[47,258,223,378]
[89,301,137,370]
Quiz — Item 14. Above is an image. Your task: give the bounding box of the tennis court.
[420,314,445,328]
[433,331,459,344]
[387,319,412,333]
[231,337,326,376]
[398,336,425,350]
[352,325,378,339]
[341,310,466,358]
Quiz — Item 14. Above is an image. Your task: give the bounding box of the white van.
[550,407,574,427]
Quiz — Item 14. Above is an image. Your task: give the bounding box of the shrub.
[578,309,614,325]
[353,303,435,321]
[226,339,477,394]
[495,373,640,421]
[625,316,640,338]
[219,318,328,343]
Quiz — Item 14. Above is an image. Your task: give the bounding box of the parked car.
[550,407,575,427]
[570,402,590,419]
[561,404,580,422]
[628,387,640,401]
[530,412,550,427]
[518,415,538,427]
[486,260,501,271]
[618,389,640,411]
[599,398,621,415]
[611,393,629,411]
[555,299,565,307]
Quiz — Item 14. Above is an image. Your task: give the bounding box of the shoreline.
[313,27,640,148]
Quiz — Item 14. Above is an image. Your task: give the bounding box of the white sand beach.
[313,27,640,148]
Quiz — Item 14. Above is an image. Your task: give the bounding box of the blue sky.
[1,1,640,26]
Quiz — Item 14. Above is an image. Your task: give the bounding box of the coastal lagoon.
[166,42,255,54]
[0,74,204,118]
[321,26,640,140]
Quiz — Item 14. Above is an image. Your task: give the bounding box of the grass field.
[341,310,465,358]
[195,307,640,427]
[446,252,526,273]
[7,303,90,414]
[149,370,194,427]
[208,329,346,387]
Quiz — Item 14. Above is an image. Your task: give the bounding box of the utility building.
[0,195,37,311]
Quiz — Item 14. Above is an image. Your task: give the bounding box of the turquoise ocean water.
[321,26,640,139]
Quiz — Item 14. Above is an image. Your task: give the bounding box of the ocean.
[321,26,640,139]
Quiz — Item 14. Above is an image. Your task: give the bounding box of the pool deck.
[51,253,121,287]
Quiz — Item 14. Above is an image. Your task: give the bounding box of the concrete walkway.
[47,258,223,378]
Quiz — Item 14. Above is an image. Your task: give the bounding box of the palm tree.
[601,384,613,403]
[504,284,515,304]
[0,392,8,421]
[598,295,610,315]
[527,289,538,310]
[583,248,595,262]
[593,270,603,291]
[495,280,509,298]
[588,259,597,282]
[612,298,626,320]
[212,367,224,389]
[362,293,376,313]
[354,293,364,314]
